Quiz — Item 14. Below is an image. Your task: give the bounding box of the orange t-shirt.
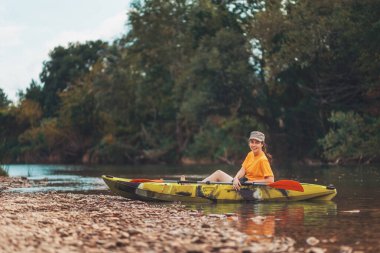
[242,151,274,181]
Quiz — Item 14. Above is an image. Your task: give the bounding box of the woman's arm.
[232,167,245,190]
[233,167,246,180]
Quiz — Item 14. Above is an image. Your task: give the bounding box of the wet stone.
[307,236,320,246]
[0,176,351,253]
[305,247,326,253]
[201,223,211,228]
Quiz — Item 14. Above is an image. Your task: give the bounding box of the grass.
[0,163,8,177]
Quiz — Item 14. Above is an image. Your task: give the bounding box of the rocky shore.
[0,177,344,253]
[0,176,32,190]
[0,192,299,253]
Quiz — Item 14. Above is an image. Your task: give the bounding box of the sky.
[0,0,131,102]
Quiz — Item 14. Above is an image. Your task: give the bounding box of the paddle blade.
[130,179,164,183]
[268,180,304,192]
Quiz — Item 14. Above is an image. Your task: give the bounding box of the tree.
[0,88,11,108]
[245,0,377,161]
[319,111,380,163]
[39,40,108,117]
[113,0,193,162]
[19,80,44,106]
[5,0,379,164]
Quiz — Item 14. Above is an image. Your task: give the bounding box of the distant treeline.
[1,0,379,165]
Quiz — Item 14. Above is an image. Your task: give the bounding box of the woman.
[202,131,274,190]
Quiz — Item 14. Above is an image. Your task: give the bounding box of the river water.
[3,163,380,252]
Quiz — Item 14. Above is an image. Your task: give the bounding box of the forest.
[0,0,379,166]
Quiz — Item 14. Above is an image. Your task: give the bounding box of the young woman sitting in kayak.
[201,131,274,190]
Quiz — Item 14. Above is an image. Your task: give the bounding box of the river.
[3,163,380,252]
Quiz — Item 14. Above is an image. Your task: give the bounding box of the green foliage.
[17,118,63,162]
[245,0,380,160]
[0,88,11,108]
[319,112,380,163]
[0,164,8,177]
[18,80,44,106]
[1,0,380,164]
[0,106,30,163]
[59,83,99,137]
[186,116,266,163]
[16,99,43,127]
[39,40,108,117]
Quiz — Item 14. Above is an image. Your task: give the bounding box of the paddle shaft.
[177,180,265,186]
[129,178,304,192]
[176,179,304,192]
[133,179,270,185]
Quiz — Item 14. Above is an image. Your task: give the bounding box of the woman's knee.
[212,170,224,177]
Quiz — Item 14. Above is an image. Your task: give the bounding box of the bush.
[186,116,266,164]
[319,111,380,163]
[0,164,8,177]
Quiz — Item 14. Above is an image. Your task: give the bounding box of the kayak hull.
[102,175,337,202]
[102,176,150,201]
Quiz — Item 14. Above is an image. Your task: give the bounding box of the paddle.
[178,179,304,192]
[130,179,164,183]
[129,179,304,192]
[264,180,304,192]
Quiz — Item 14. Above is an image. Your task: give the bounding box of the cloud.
[0,24,30,101]
[0,25,25,49]
[0,47,44,101]
[1,8,128,102]
[45,11,126,50]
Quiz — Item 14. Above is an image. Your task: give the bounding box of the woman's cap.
[249,131,265,142]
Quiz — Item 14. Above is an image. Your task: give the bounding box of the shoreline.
[0,176,299,252]
[0,192,300,253]
[1,177,337,252]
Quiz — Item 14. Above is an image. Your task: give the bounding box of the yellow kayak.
[102,175,337,203]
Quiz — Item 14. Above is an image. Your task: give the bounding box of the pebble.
[340,245,353,253]
[306,247,326,253]
[306,237,320,246]
[0,177,361,252]
[0,189,302,253]
[341,210,360,213]
[251,215,266,224]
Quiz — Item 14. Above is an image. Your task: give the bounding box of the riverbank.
[0,176,31,190]
[0,192,300,253]
[0,177,346,252]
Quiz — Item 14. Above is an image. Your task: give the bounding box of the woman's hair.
[262,142,273,164]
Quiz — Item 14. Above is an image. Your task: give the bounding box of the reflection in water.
[4,164,229,192]
[4,165,234,194]
[185,201,337,242]
[239,215,275,243]
[5,165,108,192]
[5,164,380,252]
[7,176,106,193]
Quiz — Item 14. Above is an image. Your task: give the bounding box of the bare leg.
[202,170,233,182]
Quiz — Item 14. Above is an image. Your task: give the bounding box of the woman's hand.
[232,177,241,191]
